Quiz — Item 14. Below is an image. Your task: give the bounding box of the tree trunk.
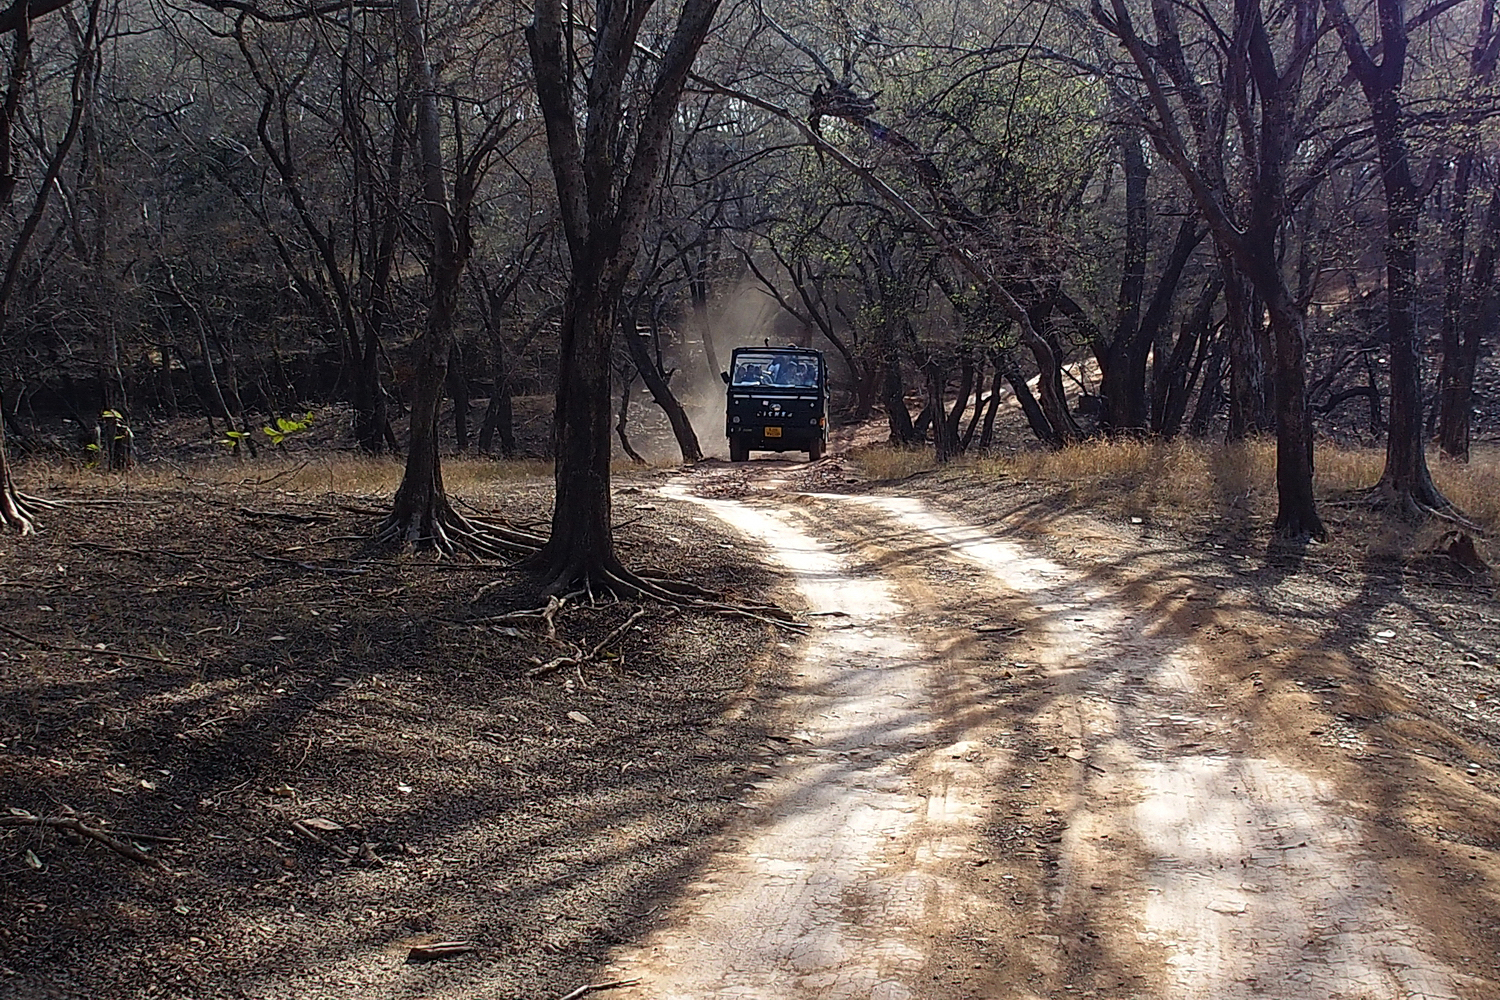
[1188,328,1229,438]
[1220,243,1270,439]
[479,335,517,457]
[1371,95,1445,509]
[534,273,622,587]
[526,0,722,593]
[945,350,974,456]
[1005,357,1061,448]
[976,359,1004,452]
[352,334,392,455]
[157,341,179,417]
[614,367,646,466]
[1325,0,1450,511]
[926,358,957,463]
[1265,294,1325,539]
[686,250,721,385]
[1439,179,1499,459]
[1436,0,1499,460]
[1098,126,1149,431]
[881,341,916,445]
[384,0,468,547]
[1153,277,1222,436]
[623,313,703,463]
[960,354,988,452]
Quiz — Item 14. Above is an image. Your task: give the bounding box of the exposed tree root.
[541,558,805,630]
[1,484,38,535]
[385,495,802,628]
[1357,481,1484,535]
[528,607,648,677]
[375,500,547,560]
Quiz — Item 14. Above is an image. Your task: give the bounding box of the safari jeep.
[721,346,829,461]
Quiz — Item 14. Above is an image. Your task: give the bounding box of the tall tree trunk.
[960,355,988,452]
[1325,0,1451,511]
[1265,293,1323,538]
[615,366,646,465]
[1188,328,1229,438]
[1004,358,1061,448]
[945,350,974,455]
[685,249,721,385]
[1098,126,1149,431]
[976,358,1004,452]
[1437,0,1499,460]
[1220,243,1270,439]
[447,341,470,452]
[882,347,916,444]
[1377,173,1443,509]
[1438,169,1500,461]
[534,271,622,586]
[384,0,470,549]
[526,0,723,592]
[1154,277,1222,437]
[926,357,957,463]
[479,335,517,458]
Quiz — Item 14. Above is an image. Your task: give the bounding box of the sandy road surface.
[606,467,1493,999]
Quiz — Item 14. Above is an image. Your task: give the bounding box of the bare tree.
[376,0,538,556]
[1323,0,1471,514]
[1096,0,1328,539]
[0,0,103,531]
[526,0,721,594]
[1434,0,1499,461]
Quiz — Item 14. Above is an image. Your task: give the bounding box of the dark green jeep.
[721,347,829,461]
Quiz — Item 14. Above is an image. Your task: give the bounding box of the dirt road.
[608,464,1498,999]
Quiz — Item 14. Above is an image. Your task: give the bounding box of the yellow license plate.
[763,426,782,438]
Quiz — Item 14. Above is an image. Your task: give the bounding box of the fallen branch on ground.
[469,592,575,639]
[405,940,476,962]
[553,979,641,1000]
[528,608,648,678]
[1,811,171,871]
[0,623,192,668]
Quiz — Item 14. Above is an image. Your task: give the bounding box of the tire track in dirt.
[609,485,996,999]
[614,478,1469,999]
[829,494,1468,1000]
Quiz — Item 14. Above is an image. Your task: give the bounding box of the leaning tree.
[525,0,722,594]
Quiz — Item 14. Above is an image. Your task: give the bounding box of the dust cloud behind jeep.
[720,347,829,462]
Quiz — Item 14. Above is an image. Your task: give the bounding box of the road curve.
[606,475,1471,1000]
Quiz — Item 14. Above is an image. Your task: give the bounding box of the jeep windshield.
[730,351,820,388]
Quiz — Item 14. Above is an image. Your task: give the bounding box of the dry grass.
[854,437,1500,545]
[848,445,940,482]
[19,454,559,502]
